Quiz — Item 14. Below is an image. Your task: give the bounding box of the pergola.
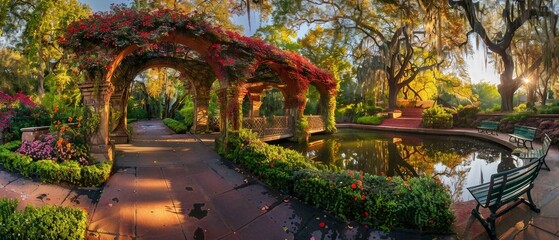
[62,7,338,161]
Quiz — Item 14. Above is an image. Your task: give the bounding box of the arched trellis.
[108,54,217,144]
[62,7,338,161]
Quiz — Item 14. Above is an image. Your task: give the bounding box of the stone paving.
[0,120,557,239]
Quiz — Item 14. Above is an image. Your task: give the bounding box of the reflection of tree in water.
[422,138,505,164]
[387,142,418,179]
[497,155,517,172]
[282,130,513,201]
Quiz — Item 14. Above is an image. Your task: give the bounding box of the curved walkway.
[1,120,558,239]
[339,123,559,240]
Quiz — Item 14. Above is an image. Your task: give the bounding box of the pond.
[276,128,523,202]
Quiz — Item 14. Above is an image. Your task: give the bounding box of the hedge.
[163,118,188,133]
[0,142,112,187]
[356,115,383,125]
[0,197,87,240]
[220,129,455,234]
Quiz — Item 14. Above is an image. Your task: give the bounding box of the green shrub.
[0,198,87,240]
[456,104,480,118]
[163,118,187,133]
[81,161,112,187]
[502,111,534,121]
[292,170,454,233]
[421,105,453,128]
[336,103,379,123]
[454,105,481,127]
[537,105,559,114]
[223,130,317,192]
[2,140,21,152]
[176,105,194,129]
[0,142,111,187]
[220,129,455,233]
[356,115,383,125]
[127,96,148,120]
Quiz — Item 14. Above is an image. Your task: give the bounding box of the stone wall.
[20,126,51,142]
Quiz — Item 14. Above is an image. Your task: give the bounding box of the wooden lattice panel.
[271,116,289,129]
[307,115,325,132]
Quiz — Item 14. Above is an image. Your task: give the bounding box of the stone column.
[109,89,129,144]
[225,85,247,131]
[79,82,114,162]
[217,88,227,133]
[286,96,308,143]
[322,92,337,133]
[191,94,210,134]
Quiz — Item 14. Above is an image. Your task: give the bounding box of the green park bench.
[508,125,537,149]
[467,156,544,239]
[477,120,499,135]
[513,133,552,171]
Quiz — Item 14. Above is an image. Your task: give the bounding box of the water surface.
[277,128,523,202]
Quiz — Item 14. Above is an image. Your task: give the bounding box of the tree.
[450,0,558,111]
[141,67,190,119]
[273,0,464,109]
[0,48,38,95]
[0,0,90,96]
[298,26,353,109]
[253,24,300,51]
[472,82,501,110]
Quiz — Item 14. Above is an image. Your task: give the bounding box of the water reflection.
[277,128,523,202]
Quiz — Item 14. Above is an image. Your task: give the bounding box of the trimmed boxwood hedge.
[0,197,87,240]
[220,129,455,234]
[0,141,112,187]
[163,118,188,133]
[356,115,383,125]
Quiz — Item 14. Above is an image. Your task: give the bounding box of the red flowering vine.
[61,6,337,96]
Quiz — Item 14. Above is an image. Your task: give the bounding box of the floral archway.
[61,7,338,161]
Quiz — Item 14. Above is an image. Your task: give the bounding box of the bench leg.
[524,192,541,213]
[471,204,498,240]
[542,159,551,171]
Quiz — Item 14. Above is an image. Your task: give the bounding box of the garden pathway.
[85,120,394,239]
[1,120,558,239]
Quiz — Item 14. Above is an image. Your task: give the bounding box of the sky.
[78,0,501,85]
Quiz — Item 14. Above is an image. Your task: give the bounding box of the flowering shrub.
[0,142,112,186]
[16,135,56,161]
[0,91,50,142]
[51,117,90,165]
[220,129,455,233]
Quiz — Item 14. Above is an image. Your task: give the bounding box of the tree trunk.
[498,85,515,112]
[497,54,518,112]
[387,80,398,110]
